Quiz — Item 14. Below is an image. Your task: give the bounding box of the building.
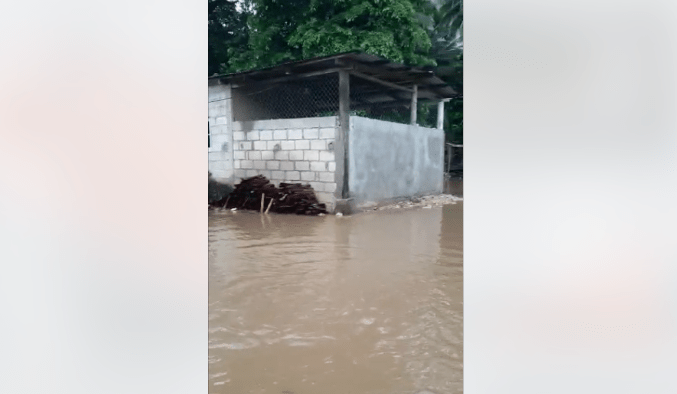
[208,52,457,213]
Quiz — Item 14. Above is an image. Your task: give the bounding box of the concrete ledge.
[232,116,338,131]
[350,190,444,212]
[334,198,355,215]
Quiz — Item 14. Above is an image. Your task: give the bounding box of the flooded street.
[209,202,463,394]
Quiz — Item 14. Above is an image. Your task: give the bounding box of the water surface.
[209,203,463,394]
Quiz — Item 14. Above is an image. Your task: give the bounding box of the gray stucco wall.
[348,116,444,206]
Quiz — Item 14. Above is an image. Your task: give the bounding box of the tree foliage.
[228,0,309,72]
[209,0,463,143]
[288,0,434,66]
[420,0,463,143]
[227,0,435,72]
[208,0,248,75]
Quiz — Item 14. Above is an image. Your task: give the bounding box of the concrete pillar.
[410,84,418,125]
[337,70,350,200]
[437,100,445,129]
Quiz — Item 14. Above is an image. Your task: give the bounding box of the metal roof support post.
[337,70,350,200]
[410,84,418,125]
[437,100,445,130]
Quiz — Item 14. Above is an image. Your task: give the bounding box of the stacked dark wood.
[209,175,328,215]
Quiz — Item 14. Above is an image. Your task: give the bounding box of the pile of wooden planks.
[209,175,328,216]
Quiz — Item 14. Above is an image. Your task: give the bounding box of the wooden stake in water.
[224,195,230,209]
[260,193,265,213]
[265,198,274,214]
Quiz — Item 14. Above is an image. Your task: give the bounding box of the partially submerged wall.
[231,117,339,211]
[348,116,444,207]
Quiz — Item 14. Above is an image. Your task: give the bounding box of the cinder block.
[304,150,319,161]
[246,130,259,140]
[268,141,281,151]
[246,170,258,177]
[324,183,337,193]
[295,140,310,150]
[319,171,334,182]
[214,116,227,125]
[310,140,326,150]
[261,150,274,160]
[319,127,335,139]
[310,161,325,172]
[316,192,334,203]
[272,171,285,180]
[234,169,246,178]
[281,141,295,150]
[208,100,227,117]
[309,182,324,191]
[233,131,245,141]
[240,160,253,169]
[320,151,335,162]
[233,160,240,169]
[253,161,266,170]
[209,124,228,136]
[280,161,294,171]
[238,141,252,150]
[248,151,262,160]
[328,161,336,172]
[260,130,273,140]
[274,151,289,160]
[208,85,229,102]
[286,171,300,181]
[259,170,271,179]
[266,161,280,170]
[303,128,319,139]
[295,161,310,171]
[210,133,229,148]
[233,151,246,160]
[301,171,316,181]
[288,129,303,139]
[289,150,304,161]
[254,141,267,150]
[209,151,226,162]
[273,130,287,140]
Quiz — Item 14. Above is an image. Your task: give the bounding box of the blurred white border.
[466,0,677,393]
[1,0,206,393]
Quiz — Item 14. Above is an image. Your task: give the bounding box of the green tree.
[418,0,463,143]
[228,0,435,72]
[208,0,249,75]
[288,0,434,66]
[228,0,310,72]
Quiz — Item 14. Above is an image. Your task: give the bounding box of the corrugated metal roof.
[209,51,457,100]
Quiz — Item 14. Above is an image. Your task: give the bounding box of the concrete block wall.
[348,116,444,207]
[231,116,339,211]
[208,82,233,181]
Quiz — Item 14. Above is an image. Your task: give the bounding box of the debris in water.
[336,212,343,217]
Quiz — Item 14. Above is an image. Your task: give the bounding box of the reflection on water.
[209,203,463,394]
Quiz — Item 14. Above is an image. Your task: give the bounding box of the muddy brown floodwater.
[209,202,463,394]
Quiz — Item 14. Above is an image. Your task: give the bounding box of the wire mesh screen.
[349,75,439,128]
[230,72,439,128]
[349,74,411,124]
[232,74,339,121]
